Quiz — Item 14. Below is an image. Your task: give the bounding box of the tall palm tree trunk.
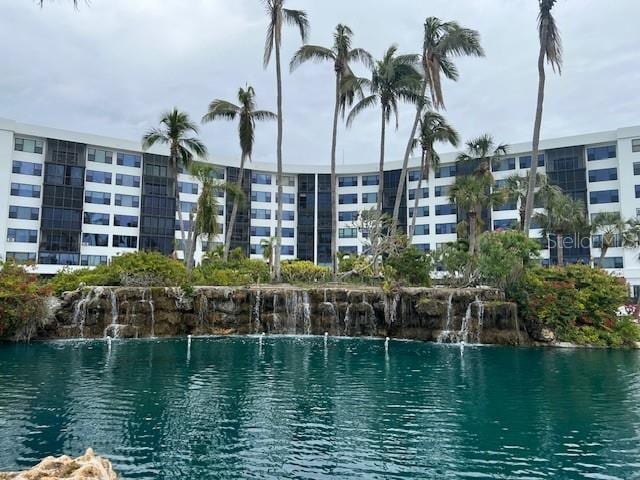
[377,108,386,211]
[523,42,547,235]
[598,244,609,267]
[274,40,284,281]
[223,153,247,262]
[408,148,428,244]
[174,167,191,275]
[392,83,427,232]
[556,234,564,266]
[329,73,340,280]
[468,211,477,257]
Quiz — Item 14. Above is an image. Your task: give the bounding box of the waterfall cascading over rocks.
[46,286,528,345]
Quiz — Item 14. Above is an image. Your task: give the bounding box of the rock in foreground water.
[0,449,117,480]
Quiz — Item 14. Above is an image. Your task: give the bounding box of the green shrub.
[386,246,433,286]
[49,251,187,295]
[281,260,330,284]
[511,264,629,343]
[0,262,51,340]
[194,250,269,285]
[477,230,540,289]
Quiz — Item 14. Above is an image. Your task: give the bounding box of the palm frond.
[252,110,278,121]
[346,94,377,127]
[539,0,563,73]
[201,100,240,123]
[283,8,309,43]
[348,48,374,70]
[290,45,335,71]
[141,128,167,150]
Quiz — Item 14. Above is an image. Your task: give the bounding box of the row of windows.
[409,206,429,217]
[84,213,139,227]
[5,252,37,264]
[248,226,295,238]
[588,168,617,183]
[411,225,430,236]
[250,173,295,186]
[178,181,199,194]
[435,204,457,216]
[87,148,141,167]
[591,189,619,204]
[339,211,358,222]
[9,206,39,220]
[250,244,295,255]
[250,192,296,204]
[338,193,378,204]
[587,145,616,161]
[339,227,357,238]
[7,228,38,243]
[84,191,140,207]
[409,188,429,200]
[11,183,40,198]
[250,209,295,221]
[81,233,137,248]
[337,175,380,187]
[15,137,44,154]
[12,160,43,176]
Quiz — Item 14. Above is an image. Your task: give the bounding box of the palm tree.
[534,193,585,267]
[501,172,557,230]
[142,108,207,274]
[523,0,563,234]
[392,18,484,230]
[260,237,277,278]
[262,0,309,282]
[590,212,627,267]
[449,174,502,257]
[290,24,373,281]
[457,134,508,174]
[408,111,459,243]
[202,85,276,262]
[193,164,243,251]
[346,45,422,211]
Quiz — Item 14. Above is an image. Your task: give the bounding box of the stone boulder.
[0,448,117,479]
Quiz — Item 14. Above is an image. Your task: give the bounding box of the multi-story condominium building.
[2,117,640,294]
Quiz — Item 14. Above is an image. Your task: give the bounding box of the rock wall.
[45,285,528,345]
[0,448,116,480]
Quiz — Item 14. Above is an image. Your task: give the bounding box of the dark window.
[87,148,113,164]
[86,170,112,184]
[81,255,108,266]
[117,152,141,168]
[281,245,294,255]
[251,191,271,203]
[518,154,545,169]
[85,191,111,205]
[277,210,295,221]
[587,145,616,161]
[339,211,358,221]
[339,245,358,254]
[10,183,40,198]
[600,256,624,269]
[6,252,37,264]
[414,243,430,252]
[632,139,640,153]
[115,194,139,207]
[492,157,516,172]
[82,233,109,247]
[116,174,140,187]
[114,215,138,228]
[178,182,198,194]
[434,185,450,197]
[408,170,421,182]
[14,137,43,154]
[436,165,456,178]
[41,208,81,230]
[144,163,168,177]
[38,253,79,266]
[175,220,192,231]
[409,206,429,217]
[9,206,39,220]
[435,223,457,234]
[339,194,357,205]
[362,192,377,204]
[250,226,271,237]
[339,176,358,187]
[592,234,622,249]
[435,204,456,216]
[112,235,137,248]
[251,173,272,185]
[590,189,619,204]
[494,218,518,230]
[339,227,357,238]
[12,160,42,176]
[180,201,196,213]
[250,244,264,255]
[282,228,294,238]
[412,224,429,236]
[84,212,110,225]
[251,208,271,220]
[362,175,379,186]
[588,168,617,182]
[409,187,429,200]
[44,164,84,186]
[7,228,37,243]
[276,193,295,204]
[494,202,517,211]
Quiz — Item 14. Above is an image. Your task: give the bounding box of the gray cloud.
[1,0,639,166]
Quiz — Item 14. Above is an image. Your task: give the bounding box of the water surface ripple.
[0,337,639,479]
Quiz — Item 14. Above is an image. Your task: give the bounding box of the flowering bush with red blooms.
[510,264,634,344]
[0,261,51,340]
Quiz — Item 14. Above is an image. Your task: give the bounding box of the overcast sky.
[1,0,639,166]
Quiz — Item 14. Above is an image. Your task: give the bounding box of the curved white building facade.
[2,117,640,296]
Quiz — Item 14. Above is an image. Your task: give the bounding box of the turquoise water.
[0,337,639,479]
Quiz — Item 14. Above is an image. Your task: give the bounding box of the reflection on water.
[0,337,639,479]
